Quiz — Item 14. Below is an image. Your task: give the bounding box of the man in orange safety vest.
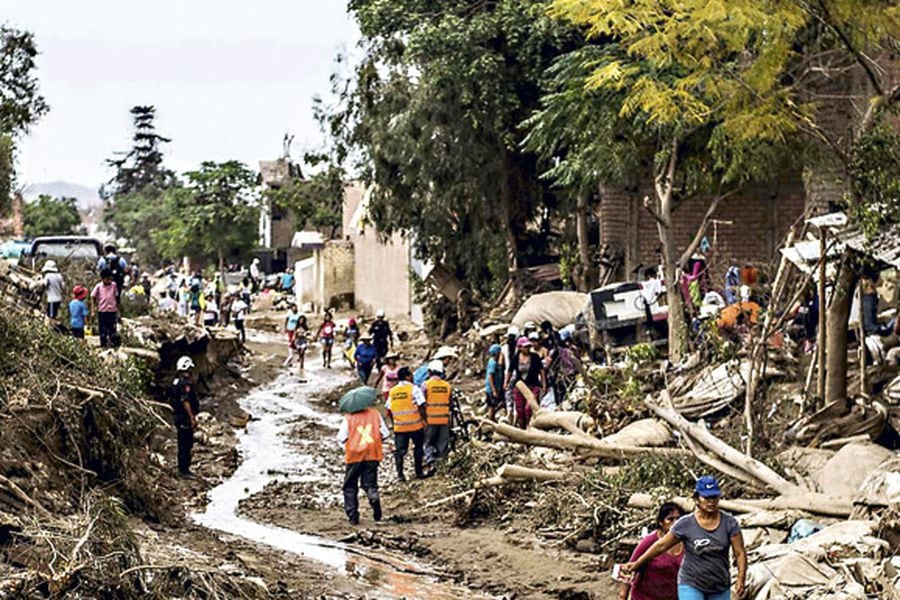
[422,359,452,465]
[385,367,428,481]
[337,405,390,525]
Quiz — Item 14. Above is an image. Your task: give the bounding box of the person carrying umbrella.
[337,387,389,525]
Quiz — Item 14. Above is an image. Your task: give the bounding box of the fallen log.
[482,419,690,459]
[627,492,852,518]
[530,411,595,437]
[647,392,798,493]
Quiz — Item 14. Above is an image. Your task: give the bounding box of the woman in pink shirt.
[619,501,685,600]
[373,352,400,401]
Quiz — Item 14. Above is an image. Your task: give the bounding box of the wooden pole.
[857,283,867,396]
[816,228,827,404]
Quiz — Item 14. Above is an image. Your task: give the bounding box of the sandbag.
[817,442,895,498]
[512,291,587,329]
[601,419,671,447]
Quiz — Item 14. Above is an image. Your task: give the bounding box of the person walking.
[619,502,685,600]
[249,258,263,293]
[337,404,388,525]
[343,318,360,366]
[373,352,400,401]
[280,267,295,294]
[623,476,747,600]
[369,309,393,367]
[69,285,89,339]
[385,367,427,481]
[505,337,546,429]
[422,359,452,465]
[41,260,65,319]
[354,335,379,384]
[485,344,504,421]
[291,315,310,376]
[170,356,200,478]
[90,269,120,348]
[283,304,302,366]
[317,311,336,368]
[230,293,248,343]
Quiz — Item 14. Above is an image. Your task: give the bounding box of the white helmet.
[176,356,195,371]
[376,308,385,318]
[427,359,445,374]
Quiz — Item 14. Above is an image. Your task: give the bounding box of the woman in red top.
[619,502,685,600]
[317,311,336,368]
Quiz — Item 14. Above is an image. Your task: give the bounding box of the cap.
[523,321,536,330]
[528,331,540,341]
[488,343,502,355]
[506,325,520,337]
[516,336,532,348]
[695,475,721,498]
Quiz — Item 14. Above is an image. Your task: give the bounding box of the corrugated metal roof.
[840,224,900,268]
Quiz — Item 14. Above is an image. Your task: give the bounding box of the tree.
[0,25,49,213]
[23,195,82,237]
[544,1,802,361]
[152,161,258,271]
[104,105,175,197]
[102,106,178,265]
[326,1,579,297]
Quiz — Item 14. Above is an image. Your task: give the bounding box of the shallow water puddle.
[193,366,478,599]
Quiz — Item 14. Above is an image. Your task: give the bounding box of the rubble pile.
[0,310,262,597]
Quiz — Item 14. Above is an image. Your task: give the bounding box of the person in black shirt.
[369,309,394,367]
[170,356,200,478]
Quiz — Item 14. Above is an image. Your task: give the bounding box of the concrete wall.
[352,229,413,319]
[319,240,354,309]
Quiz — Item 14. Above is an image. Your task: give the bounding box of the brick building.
[598,176,808,286]
[257,157,303,272]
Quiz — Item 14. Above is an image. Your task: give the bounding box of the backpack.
[106,255,124,282]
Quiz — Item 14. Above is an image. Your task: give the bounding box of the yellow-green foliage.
[549,0,806,137]
[549,0,899,140]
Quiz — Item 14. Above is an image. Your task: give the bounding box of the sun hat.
[488,343,502,355]
[528,331,540,341]
[506,324,520,337]
[695,475,722,498]
[516,336,532,349]
[72,285,88,300]
[384,351,400,360]
[523,321,536,331]
[42,260,58,273]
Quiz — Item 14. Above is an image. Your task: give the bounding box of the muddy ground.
[161,317,618,598]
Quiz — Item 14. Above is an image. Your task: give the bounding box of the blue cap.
[488,344,502,355]
[695,475,721,498]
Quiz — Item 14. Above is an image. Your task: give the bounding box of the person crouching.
[337,404,388,525]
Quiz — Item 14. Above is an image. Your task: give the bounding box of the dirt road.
[199,332,616,599]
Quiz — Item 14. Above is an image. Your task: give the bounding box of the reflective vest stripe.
[344,408,384,464]
[389,384,424,433]
[424,379,451,425]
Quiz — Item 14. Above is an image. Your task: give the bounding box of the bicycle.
[448,388,479,452]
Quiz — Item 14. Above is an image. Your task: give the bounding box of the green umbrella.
[339,386,378,414]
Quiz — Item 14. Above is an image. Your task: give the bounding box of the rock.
[574,539,597,553]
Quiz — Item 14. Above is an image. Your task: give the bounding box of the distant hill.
[22,181,104,212]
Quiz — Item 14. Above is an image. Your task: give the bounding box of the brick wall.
[599,176,806,285]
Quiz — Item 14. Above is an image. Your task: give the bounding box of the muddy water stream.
[193,363,480,598]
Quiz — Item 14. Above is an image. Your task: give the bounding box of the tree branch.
[642,195,669,228]
[677,189,738,267]
[813,0,885,97]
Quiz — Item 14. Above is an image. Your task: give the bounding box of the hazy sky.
[6,0,359,190]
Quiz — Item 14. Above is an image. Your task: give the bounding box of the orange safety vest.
[344,408,384,464]
[424,378,451,425]
[388,383,424,433]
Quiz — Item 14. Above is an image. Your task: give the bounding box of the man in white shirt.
[41,260,65,319]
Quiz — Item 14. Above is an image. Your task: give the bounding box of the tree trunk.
[499,149,520,302]
[217,248,225,275]
[575,188,595,291]
[659,227,688,363]
[825,254,858,405]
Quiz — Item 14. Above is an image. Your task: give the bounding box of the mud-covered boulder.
[817,442,895,498]
[512,291,587,329]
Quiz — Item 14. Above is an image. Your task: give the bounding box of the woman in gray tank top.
[622,476,747,599]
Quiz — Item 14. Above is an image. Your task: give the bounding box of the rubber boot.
[394,453,406,482]
[372,499,382,522]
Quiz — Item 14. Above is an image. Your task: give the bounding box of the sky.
[6,0,360,190]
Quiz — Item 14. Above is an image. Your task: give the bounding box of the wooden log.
[497,464,568,482]
[482,419,690,459]
[515,380,542,415]
[627,492,852,518]
[530,411,595,437]
[648,392,798,493]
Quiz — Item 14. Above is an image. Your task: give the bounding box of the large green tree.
[0,25,49,213]
[329,1,579,297]
[153,161,258,271]
[23,195,82,237]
